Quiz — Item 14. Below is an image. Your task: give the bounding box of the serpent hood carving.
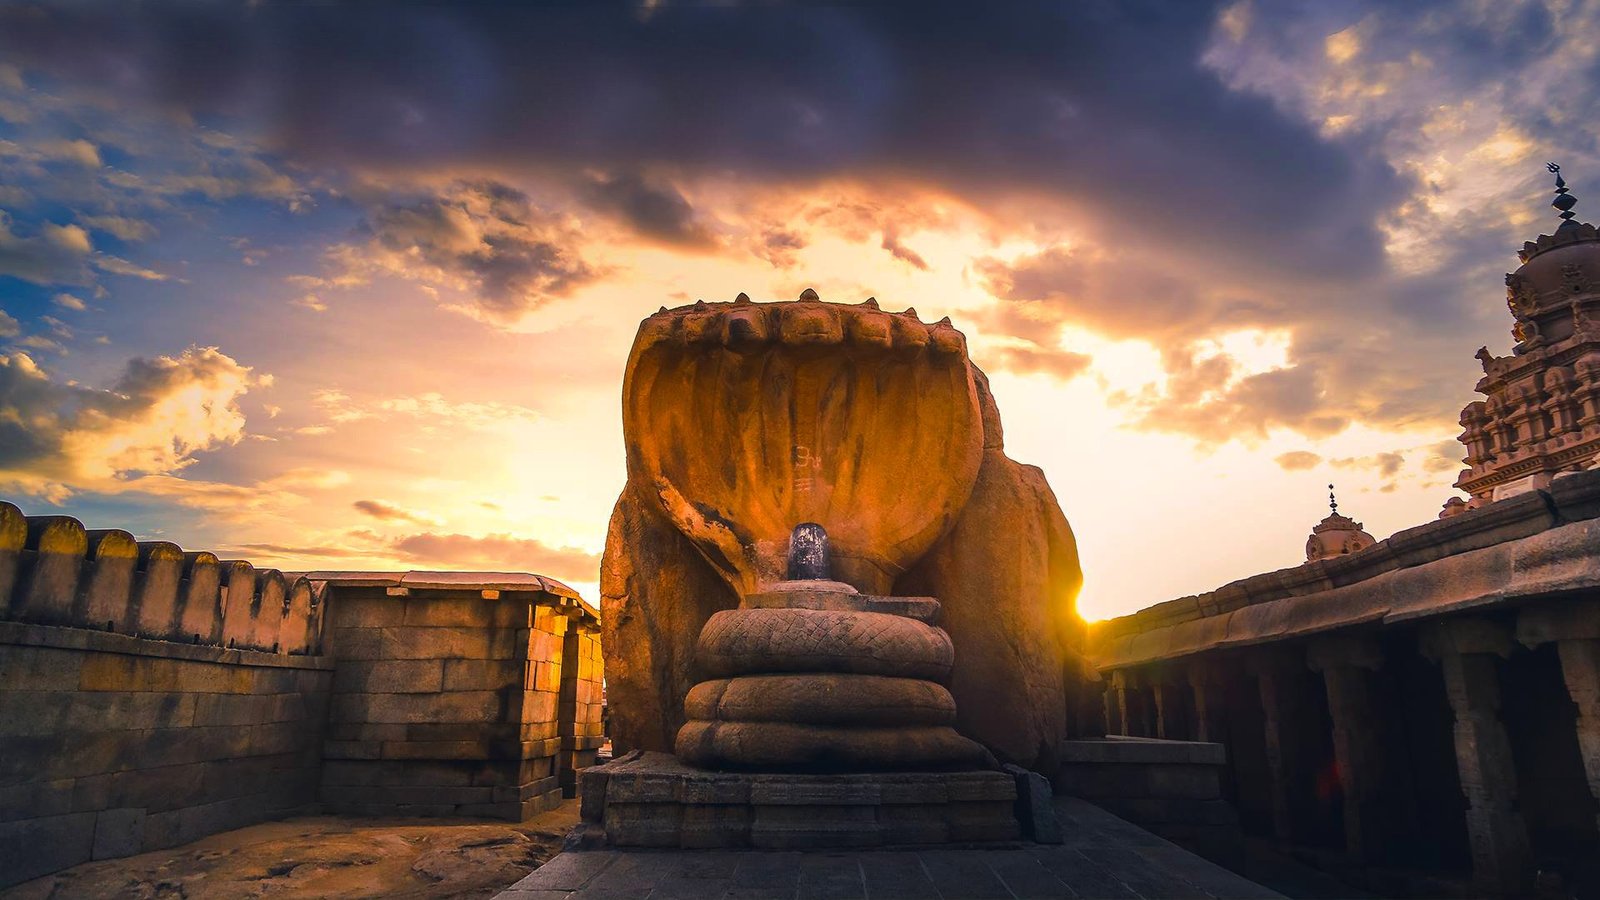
[602,291,1095,771]
[621,292,984,596]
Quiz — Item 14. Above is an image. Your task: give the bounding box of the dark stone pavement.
[494,797,1283,899]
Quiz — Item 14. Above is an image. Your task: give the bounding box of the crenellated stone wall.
[0,500,606,890]
[0,502,324,655]
[0,501,335,887]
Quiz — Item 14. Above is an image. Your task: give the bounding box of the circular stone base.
[685,674,957,728]
[674,720,992,771]
[697,607,953,680]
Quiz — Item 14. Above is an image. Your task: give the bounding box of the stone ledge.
[0,621,335,670]
[1090,513,1600,669]
[308,570,596,620]
[1091,472,1600,650]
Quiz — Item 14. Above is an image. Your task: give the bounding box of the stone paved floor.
[495,797,1283,899]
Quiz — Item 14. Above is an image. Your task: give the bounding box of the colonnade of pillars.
[1102,599,1600,894]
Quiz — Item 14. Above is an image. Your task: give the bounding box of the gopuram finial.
[1328,483,1338,515]
[1550,162,1578,224]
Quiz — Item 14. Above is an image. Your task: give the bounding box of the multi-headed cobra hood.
[621,290,985,596]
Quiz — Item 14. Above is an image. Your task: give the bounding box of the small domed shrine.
[1305,484,1375,562]
[1455,164,1600,505]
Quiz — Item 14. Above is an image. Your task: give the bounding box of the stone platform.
[577,751,1049,850]
[498,795,1283,899]
[1055,736,1237,840]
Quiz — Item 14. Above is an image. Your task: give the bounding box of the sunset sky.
[0,1,1595,620]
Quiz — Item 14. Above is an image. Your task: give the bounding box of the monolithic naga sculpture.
[601,290,1093,771]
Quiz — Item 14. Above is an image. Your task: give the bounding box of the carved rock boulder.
[601,294,1091,770]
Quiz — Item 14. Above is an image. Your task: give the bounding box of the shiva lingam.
[675,522,991,771]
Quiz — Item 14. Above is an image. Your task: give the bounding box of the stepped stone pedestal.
[580,571,1059,848]
[578,751,1025,849]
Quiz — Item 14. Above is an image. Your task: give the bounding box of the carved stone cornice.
[1519,221,1600,264]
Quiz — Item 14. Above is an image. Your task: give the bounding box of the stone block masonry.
[0,499,605,889]
[0,621,333,888]
[312,571,602,821]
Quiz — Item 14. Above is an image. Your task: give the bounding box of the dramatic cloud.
[1116,347,1350,443]
[982,345,1094,382]
[0,1,1591,614]
[77,215,157,243]
[880,227,928,271]
[0,346,258,497]
[1332,451,1406,478]
[974,246,1253,346]
[311,180,601,322]
[754,228,807,269]
[0,215,93,286]
[0,2,1405,278]
[581,171,717,249]
[391,532,600,583]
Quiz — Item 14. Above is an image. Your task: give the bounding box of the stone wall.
[557,626,605,798]
[0,499,606,890]
[0,501,333,888]
[314,572,602,820]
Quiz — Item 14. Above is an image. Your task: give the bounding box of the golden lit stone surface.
[622,297,984,596]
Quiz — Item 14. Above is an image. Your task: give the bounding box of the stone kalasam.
[600,295,1091,769]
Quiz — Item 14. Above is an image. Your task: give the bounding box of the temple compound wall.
[0,501,602,889]
[1089,472,1600,896]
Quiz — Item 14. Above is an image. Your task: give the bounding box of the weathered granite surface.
[601,295,1090,769]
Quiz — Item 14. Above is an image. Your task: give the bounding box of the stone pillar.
[1249,649,1308,843]
[1517,599,1600,837]
[1151,669,1191,740]
[1108,669,1131,736]
[1307,633,1402,864]
[1103,677,1123,736]
[1135,675,1158,738]
[1187,660,1229,745]
[1423,619,1532,894]
[1557,640,1600,836]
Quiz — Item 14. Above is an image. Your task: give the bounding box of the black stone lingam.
[785,522,830,580]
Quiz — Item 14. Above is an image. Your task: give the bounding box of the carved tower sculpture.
[1455,165,1600,506]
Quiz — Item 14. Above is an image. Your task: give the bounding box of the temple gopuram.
[1455,164,1600,506]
